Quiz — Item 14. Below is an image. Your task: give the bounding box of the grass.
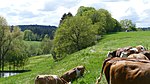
[24,41,41,48]
[1,31,150,84]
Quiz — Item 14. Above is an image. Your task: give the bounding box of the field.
[0,31,150,84]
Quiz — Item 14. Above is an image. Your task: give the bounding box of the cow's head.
[107,51,117,57]
[136,45,146,52]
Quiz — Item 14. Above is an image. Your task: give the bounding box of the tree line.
[15,25,57,41]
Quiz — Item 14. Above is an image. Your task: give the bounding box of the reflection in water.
[0,72,19,78]
[0,70,30,78]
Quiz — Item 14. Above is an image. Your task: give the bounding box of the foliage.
[5,39,28,70]
[0,16,14,71]
[59,12,73,25]
[24,41,42,56]
[53,6,122,60]
[18,25,57,40]
[0,16,32,71]
[120,19,137,31]
[53,16,96,59]
[41,34,53,54]
[23,30,34,41]
[1,31,150,84]
[76,6,122,34]
[76,6,96,16]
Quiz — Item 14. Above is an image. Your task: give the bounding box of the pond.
[0,72,20,77]
[0,70,31,78]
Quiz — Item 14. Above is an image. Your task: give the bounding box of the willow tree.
[52,16,96,59]
[0,16,23,71]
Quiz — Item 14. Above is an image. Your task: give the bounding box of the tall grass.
[1,31,150,84]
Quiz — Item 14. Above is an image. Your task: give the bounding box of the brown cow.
[140,50,150,60]
[96,57,123,84]
[61,65,85,82]
[107,46,132,57]
[107,45,146,58]
[110,60,150,84]
[96,57,150,84]
[35,75,69,84]
[136,45,146,52]
[127,53,149,60]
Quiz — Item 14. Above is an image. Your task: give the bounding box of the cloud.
[101,0,129,2]
[143,0,150,4]
[0,0,150,27]
[120,7,140,23]
[19,10,39,18]
[40,0,79,11]
[137,9,150,24]
[89,2,106,9]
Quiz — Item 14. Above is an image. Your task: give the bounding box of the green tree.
[112,18,122,32]
[5,39,28,70]
[41,34,53,54]
[0,16,23,71]
[53,16,96,59]
[76,6,119,34]
[0,16,12,71]
[76,6,96,16]
[23,30,34,41]
[59,12,73,26]
[120,19,136,31]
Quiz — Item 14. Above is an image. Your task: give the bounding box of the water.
[0,72,20,78]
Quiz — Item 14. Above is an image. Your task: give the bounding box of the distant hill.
[139,27,150,31]
[17,25,57,40]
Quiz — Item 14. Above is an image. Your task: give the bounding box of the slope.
[0,31,150,84]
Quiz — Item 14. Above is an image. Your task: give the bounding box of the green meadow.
[1,31,150,84]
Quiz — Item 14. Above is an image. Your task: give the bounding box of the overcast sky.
[0,0,150,27]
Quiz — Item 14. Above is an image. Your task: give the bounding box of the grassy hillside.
[0,31,150,84]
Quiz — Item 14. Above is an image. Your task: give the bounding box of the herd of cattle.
[96,45,150,84]
[35,45,150,84]
[35,65,85,84]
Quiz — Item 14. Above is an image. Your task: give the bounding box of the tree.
[41,34,53,54]
[120,19,136,31]
[23,30,34,41]
[53,16,96,59]
[0,16,23,71]
[112,18,122,32]
[76,6,96,16]
[59,12,73,26]
[5,38,28,70]
[76,6,119,34]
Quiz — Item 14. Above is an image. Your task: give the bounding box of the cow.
[110,60,150,84]
[96,57,150,84]
[96,57,123,84]
[107,46,132,57]
[35,75,70,84]
[127,53,149,60]
[140,50,150,60]
[60,65,85,82]
[107,45,146,58]
[136,45,146,52]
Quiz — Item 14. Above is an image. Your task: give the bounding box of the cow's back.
[110,60,150,84]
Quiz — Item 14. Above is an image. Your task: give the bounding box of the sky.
[0,0,150,27]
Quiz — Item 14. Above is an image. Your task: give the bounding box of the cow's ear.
[107,51,112,57]
[37,75,39,79]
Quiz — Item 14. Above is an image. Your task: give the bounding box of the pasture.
[0,31,150,84]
